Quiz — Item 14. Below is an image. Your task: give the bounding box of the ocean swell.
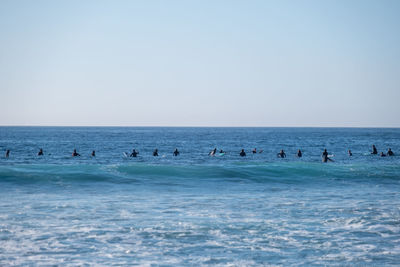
[0,162,399,184]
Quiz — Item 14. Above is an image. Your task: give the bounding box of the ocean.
[0,127,399,266]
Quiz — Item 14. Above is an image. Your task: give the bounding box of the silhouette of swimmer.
[387,148,394,156]
[252,148,257,154]
[322,149,333,162]
[381,152,386,157]
[91,150,96,157]
[38,148,44,156]
[277,150,286,158]
[219,149,225,154]
[348,150,352,156]
[130,149,139,157]
[72,149,80,157]
[240,149,246,157]
[372,145,378,155]
[153,149,159,156]
[5,150,10,158]
[173,149,180,156]
[297,149,302,157]
[209,148,217,156]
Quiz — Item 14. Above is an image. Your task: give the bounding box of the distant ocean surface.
[0,127,399,266]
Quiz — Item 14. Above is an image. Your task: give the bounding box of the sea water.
[0,127,399,266]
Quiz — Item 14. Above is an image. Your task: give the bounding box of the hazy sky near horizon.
[0,0,399,127]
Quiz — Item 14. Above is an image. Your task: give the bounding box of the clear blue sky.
[0,0,399,127]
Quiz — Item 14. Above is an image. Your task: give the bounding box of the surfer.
[5,149,10,158]
[130,149,139,157]
[277,150,286,158]
[297,149,302,157]
[153,149,159,156]
[322,149,333,162]
[72,149,80,157]
[209,148,217,156]
[219,149,225,154]
[372,145,378,155]
[240,149,246,157]
[91,150,96,157]
[387,148,394,156]
[38,148,44,156]
[252,148,257,154]
[173,148,180,156]
[380,152,386,157]
[348,149,352,156]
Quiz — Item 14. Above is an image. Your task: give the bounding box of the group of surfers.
[3,145,395,162]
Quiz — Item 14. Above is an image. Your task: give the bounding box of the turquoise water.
[1,127,400,265]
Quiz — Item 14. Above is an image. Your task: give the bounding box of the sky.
[0,0,399,127]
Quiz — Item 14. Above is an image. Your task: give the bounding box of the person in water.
[372,145,378,155]
[153,149,159,156]
[380,152,386,157]
[130,149,139,157]
[297,149,302,157]
[322,149,333,162]
[38,148,44,156]
[72,149,80,157]
[173,148,180,156]
[209,148,217,156]
[252,148,257,154]
[348,149,352,156]
[387,148,394,156]
[91,150,96,157]
[219,149,225,154]
[240,149,246,157]
[277,150,286,158]
[5,149,10,158]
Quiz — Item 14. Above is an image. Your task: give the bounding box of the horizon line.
[0,124,399,129]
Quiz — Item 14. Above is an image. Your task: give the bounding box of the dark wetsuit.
[372,145,378,155]
[277,150,286,158]
[38,149,44,156]
[240,150,246,157]
[153,149,159,156]
[297,150,302,157]
[322,149,332,162]
[173,149,180,156]
[130,150,139,157]
[387,149,394,156]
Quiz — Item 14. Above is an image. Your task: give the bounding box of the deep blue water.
[0,127,399,266]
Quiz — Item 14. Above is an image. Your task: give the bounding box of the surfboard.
[123,152,128,158]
